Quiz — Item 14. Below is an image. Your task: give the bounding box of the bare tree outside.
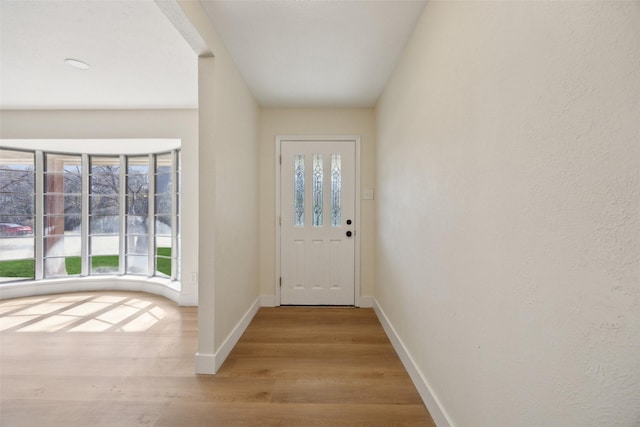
[0,159,35,229]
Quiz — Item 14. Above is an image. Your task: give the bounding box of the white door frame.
[275,135,361,306]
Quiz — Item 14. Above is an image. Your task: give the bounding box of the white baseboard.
[358,295,374,308]
[178,292,198,307]
[373,299,453,427]
[195,352,216,374]
[260,294,277,307]
[212,296,261,373]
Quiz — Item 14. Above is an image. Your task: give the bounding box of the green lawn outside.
[90,255,119,273]
[156,247,172,276]
[0,248,173,278]
[66,257,82,274]
[0,259,35,279]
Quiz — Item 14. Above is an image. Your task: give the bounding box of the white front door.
[280,140,356,305]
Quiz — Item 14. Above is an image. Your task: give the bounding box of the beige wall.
[258,108,376,301]
[376,1,640,426]
[0,109,199,304]
[178,1,260,369]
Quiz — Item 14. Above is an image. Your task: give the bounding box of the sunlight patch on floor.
[18,314,80,332]
[13,302,72,316]
[69,318,116,332]
[60,302,111,317]
[0,293,168,333]
[0,315,39,331]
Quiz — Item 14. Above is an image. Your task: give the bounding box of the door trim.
[275,135,361,306]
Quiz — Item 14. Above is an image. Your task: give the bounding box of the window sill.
[0,275,184,305]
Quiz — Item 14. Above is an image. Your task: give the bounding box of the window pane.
[127,157,149,205]
[127,234,148,255]
[312,154,323,227]
[155,194,172,215]
[91,255,119,274]
[127,195,149,216]
[0,237,34,259]
[156,173,172,194]
[0,195,34,218]
[0,217,33,236]
[89,155,120,282]
[331,154,342,227]
[44,173,82,194]
[175,151,181,282]
[126,178,149,196]
[44,194,82,215]
[45,154,82,194]
[44,215,81,235]
[45,154,81,243]
[90,215,119,234]
[155,245,172,278]
[153,153,174,279]
[0,258,34,280]
[128,156,149,174]
[90,157,120,196]
[91,157,120,175]
[89,155,121,274]
[156,153,172,173]
[0,170,35,194]
[176,255,181,279]
[90,235,119,256]
[294,155,304,227]
[90,195,119,215]
[126,216,148,234]
[89,227,120,275]
[127,256,149,275]
[0,143,34,282]
[0,152,35,250]
[90,175,120,194]
[45,236,81,257]
[44,257,81,277]
[155,237,172,254]
[155,216,172,236]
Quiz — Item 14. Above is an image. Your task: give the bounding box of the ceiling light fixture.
[64,58,91,70]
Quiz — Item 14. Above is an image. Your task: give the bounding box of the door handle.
[346,231,352,237]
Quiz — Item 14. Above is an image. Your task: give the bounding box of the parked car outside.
[0,223,33,236]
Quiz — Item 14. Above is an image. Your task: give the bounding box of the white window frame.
[0,147,181,283]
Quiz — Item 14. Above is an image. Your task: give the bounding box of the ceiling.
[0,0,198,110]
[201,0,427,107]
[0,0,427,110]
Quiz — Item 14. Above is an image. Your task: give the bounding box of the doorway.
[276,136,360,305]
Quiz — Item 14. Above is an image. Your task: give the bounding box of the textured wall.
[376,1,640,425]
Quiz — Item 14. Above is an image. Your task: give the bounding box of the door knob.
[346,231,352,237]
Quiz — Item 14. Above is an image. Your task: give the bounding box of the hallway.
[0,291,434,426]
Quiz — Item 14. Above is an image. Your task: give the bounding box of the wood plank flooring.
[0,292,435,426]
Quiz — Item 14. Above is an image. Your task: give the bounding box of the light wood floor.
[0,291,435,426]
